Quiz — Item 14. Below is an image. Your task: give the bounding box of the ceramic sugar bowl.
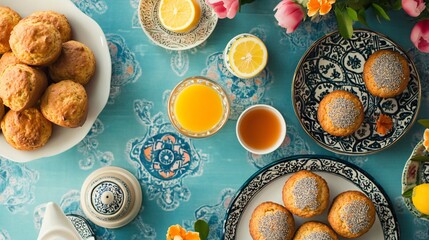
[80,166,142,228]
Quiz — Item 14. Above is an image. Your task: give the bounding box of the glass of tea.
[168,76,230,138]
[236,104,286,154]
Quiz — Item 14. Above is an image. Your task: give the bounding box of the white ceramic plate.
[1,0,111,162]
[223,155,399,239]
[292,29,421,155]
[401,140,429,221]
[138,0,218,50]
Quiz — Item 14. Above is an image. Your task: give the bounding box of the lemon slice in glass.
[158,0,201,33]
[224,34,268,79]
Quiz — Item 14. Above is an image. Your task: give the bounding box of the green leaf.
[346,7,358,21]
[357,8,369,26]
[418,119,429,128]
[372,3,391,20]
[411,155,429,162]
[392,0,403,10]
[335,7,354,39]
[194,219,209,240]
[402,188,414,198]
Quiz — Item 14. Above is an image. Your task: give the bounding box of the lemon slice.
[158,0,201,33]
[412,183,429,215]
[225,34,268,79]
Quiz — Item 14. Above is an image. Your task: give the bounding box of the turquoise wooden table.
[0,0,428,239]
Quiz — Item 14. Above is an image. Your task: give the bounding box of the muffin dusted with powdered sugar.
[282,170,330,218]
[293,221,338,240]
[317,90,364,137]
[249,201,295,240]
[328,191,376,238]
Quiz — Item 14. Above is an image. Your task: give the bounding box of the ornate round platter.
[402,140,429,221]
[292,29,421,155]
[138,0,218,50]
[223,155,399,239]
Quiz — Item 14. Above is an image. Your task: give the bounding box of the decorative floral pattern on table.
[71,0,108,16]
[0,159,38,214]
[293,29,421,155]
[0,229,11,240]
[202,52,273,120]
[77,119,114,170]
[107,34,142,104]
[127,99,207,211]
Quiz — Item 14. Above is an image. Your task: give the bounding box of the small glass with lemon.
[158,0,201,33]
[168,76,230,138]
[223,33,268,79]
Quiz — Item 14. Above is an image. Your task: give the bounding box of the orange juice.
[169,77,229,137]
[237,105,286,154]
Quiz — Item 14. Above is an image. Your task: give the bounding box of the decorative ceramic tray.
[402,140,429,221]
[1,0,111,162]
[138,0,218,50]
[292,29,421,155]
[223,155,399,239]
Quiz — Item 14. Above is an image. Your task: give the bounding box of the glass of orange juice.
[168,76,230,138]
[236,104,286,154]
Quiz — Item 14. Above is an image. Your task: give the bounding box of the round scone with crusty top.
[1,108,52,150]
[282,170,330,218]
[293,221,338,240]
[20,10,72,42]
[0,99,5,121]
[328,191,376,238]
[40,80,88,128]
[249,201,295,240]
[49,40,96,85]
[9,20,62,66]
[0,51,22,76]
[0,64,48,111]
[0,6,21,54]
[317,90,364,137]
[363,49,410,98]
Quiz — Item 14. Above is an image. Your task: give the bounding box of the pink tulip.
[206,0,239,19]
[411,19,429,53]
[402,0,426,17]
[274,0,305,34]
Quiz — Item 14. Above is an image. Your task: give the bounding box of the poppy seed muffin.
[363,50,410,98]
[21,10,72,42]
[317,90,364,137]
[328,191,376,238]
[282,170,330,218]
[1,108,52,150]
[293,221,338,240]
[40,80,88,128]
[249,201,295,240]
[0,64,48,111]
[9,21,62,66]
[0,6,21,54]
[0,51,22,76]
[48,40,96,85]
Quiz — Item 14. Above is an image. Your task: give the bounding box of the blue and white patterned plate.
[401,140,429,221]
[223,155,399,239]
[292,29,421,155]
[138,0,218,50]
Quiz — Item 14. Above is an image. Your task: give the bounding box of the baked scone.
[363,50,410,98]
[317,90,364,137]
[21,10,71,42]
[0,51,22,76]
[9,20,62,66]
[48,40,96,85]
[0,64,48,111]
[328,191,376,238]
[0,7,21,54]
[293,221,338,240]
[249,201,295,240]
[40,80,88,128]
[1,108,52,150]
[282,170,330,218]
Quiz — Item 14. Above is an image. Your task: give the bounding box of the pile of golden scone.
[317,49,410,137]
[249,170,376,240]
[0,6,96,151]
